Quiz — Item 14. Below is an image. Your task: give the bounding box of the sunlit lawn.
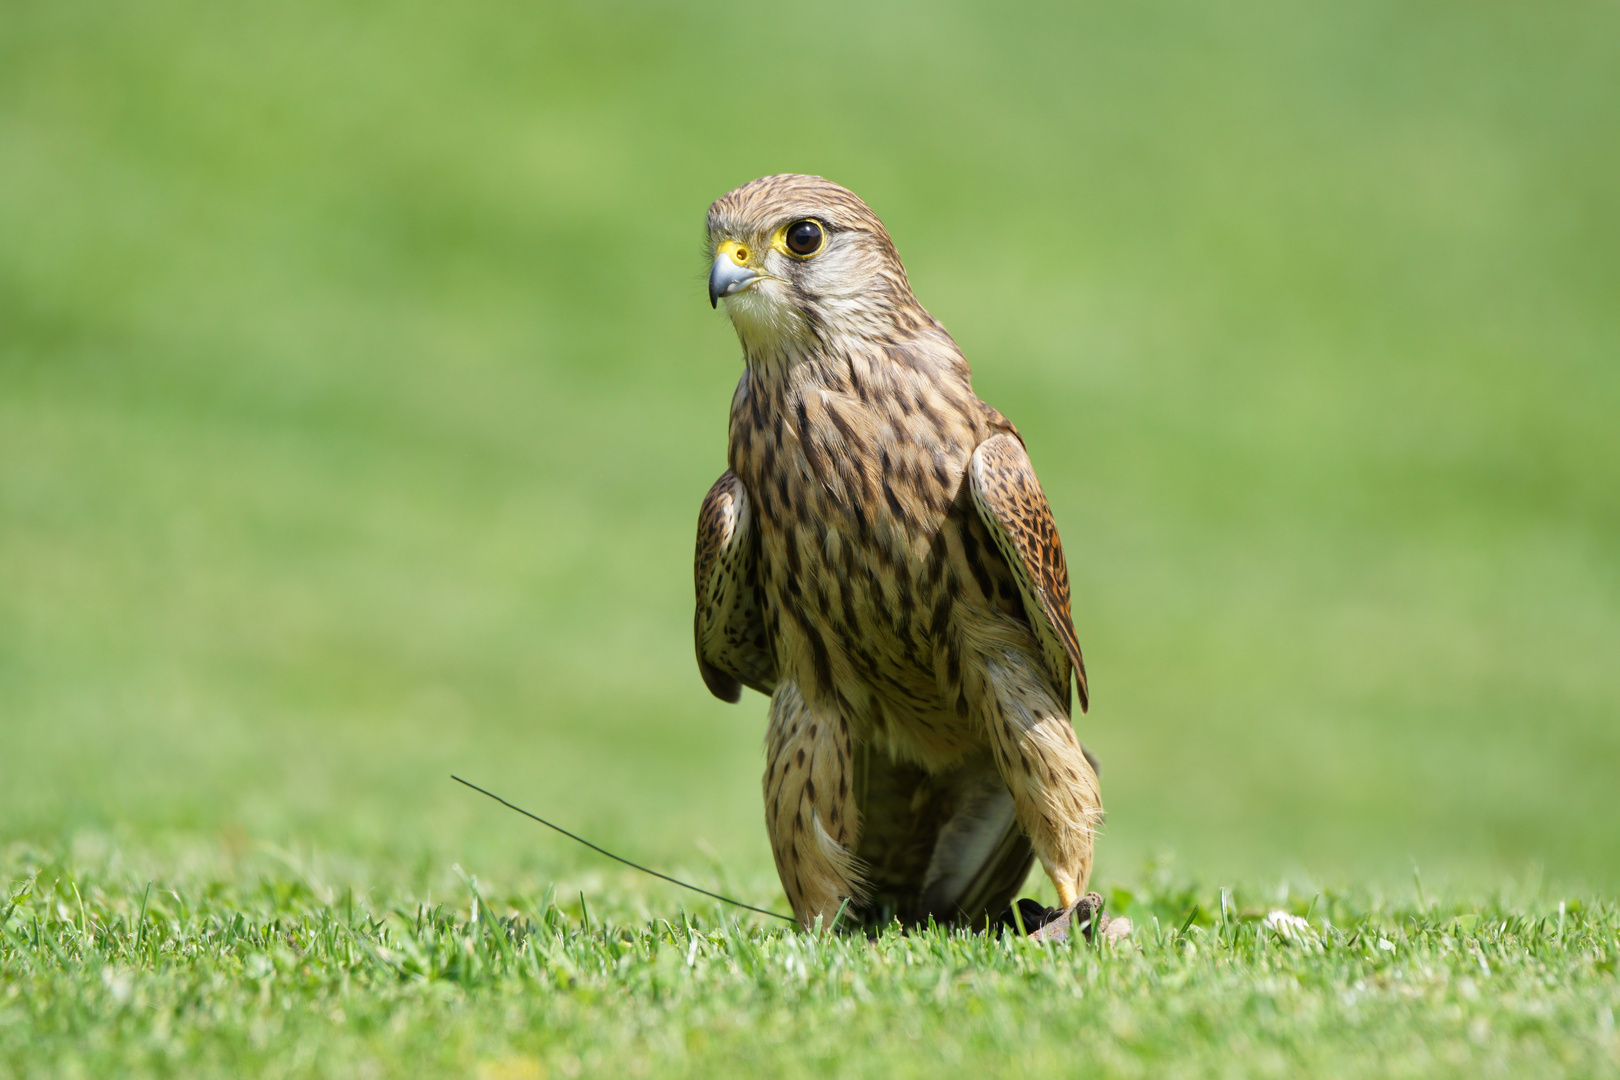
[2,0,1618,1074]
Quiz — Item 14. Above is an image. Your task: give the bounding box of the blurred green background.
[2,0,1617,896]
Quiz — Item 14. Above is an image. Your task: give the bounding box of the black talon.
[995,893,1109,942]
[994,898,1063,936]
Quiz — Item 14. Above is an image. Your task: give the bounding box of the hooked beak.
[708,241,759,308]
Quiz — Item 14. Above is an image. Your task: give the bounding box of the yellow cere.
[717,239,750,265]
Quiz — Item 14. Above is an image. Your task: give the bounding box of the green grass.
[5,842,1618,1079]
[2,0,1619,1073]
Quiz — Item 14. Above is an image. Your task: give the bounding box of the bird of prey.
[694,175,1102,932]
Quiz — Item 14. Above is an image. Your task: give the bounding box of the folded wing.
[968,433,1089,713]
[694,470,776,702]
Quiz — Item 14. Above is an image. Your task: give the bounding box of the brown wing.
[968,433,1089,712]
[694,470,776,702]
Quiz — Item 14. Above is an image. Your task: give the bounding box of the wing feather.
[969,433,1090,712]
[694,470,776,701]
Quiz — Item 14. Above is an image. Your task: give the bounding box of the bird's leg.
[763,681,865,929]
[974,647,1102,912]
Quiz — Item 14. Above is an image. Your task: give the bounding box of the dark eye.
[785,219,824,257]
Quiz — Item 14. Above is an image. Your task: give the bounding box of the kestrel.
[694,175,1103,932]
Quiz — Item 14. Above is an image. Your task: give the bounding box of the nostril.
[734,246,750,264]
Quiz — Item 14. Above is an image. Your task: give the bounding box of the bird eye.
[784,219,824,257]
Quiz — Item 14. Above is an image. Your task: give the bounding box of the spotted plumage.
[693,174,1102,930]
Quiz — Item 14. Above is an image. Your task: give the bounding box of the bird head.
[706,174,918,354]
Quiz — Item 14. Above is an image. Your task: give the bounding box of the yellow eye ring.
[771,219,826,259]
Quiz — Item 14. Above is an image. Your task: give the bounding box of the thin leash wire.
[451,775,797,925]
